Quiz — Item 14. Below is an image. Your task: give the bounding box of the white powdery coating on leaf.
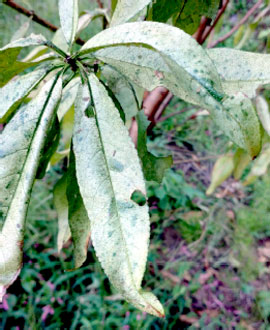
[59,0,78,45]
[111,0,151,26]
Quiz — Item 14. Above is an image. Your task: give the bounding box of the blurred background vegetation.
[1,0,270,328]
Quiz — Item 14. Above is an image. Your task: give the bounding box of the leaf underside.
[73,74,164,317]
[0,74,62,301]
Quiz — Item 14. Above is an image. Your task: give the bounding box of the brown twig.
[174,155,218,164]
[156,107,189,123]
[208,0,264,48]
[194,16,212,45]
[200,0,230,45]
[96,0,104,9]
[3,0,85,46]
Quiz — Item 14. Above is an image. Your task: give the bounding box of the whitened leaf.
[80,22,224,109]
[58,77,80,120]
[111,0,151,26]
[59,0,79,46]
[221,93,262,158]
[80,22,261,156]
[0,67,48,123]
[52,28,69,53]
[54,174,71,253]
[73,75,164,317]
[0,74,62,301]
[207,48,270,98]
[256,95,270,137]
[11,19,31,42]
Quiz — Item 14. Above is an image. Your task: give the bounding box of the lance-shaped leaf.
[221,93,262,158]
[101,66,143,121]
[111,0,151,26]
[59,0,79,46]
[58,77,80,120]
[0,34,48,87]
[0,74,62,301]
[54,174,71,253]
[79,22,261,156]
[80,22,224,110]
[256,95,270,137]
[73,75,164,317]
[0,67,48,123]
[206,154,235,195]
[66,150,90,269]
[137,110,172,183]
[207,48,270,98]
[233,148,251,180]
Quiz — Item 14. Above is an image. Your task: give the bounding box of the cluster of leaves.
[1,0,270,317]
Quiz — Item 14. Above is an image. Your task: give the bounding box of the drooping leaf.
[256,95,270,137]
[243,144,270,185]
[36,117,60,179]
[80,22,224,109]
[79,22,261,156]
[207,48,270,98]
[66,149,90,269]
[110,0,152,26]
[0,74,62,301]
[221,92,262,158]
[0,34,48,87]
[206,154,235,195]
[233,148,251,180]
[53,174,71,253]
[0,67,48,123]
[59,0,79,46]
[73,75,164,317]
[137,110,172,183]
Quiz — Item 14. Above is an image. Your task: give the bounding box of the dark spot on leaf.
[130,190,147,206]
[85,105,94,118]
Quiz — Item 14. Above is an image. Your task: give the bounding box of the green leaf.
[80,22,224,109]
[53,174,71,253]
[0,67,48,123]
[110,0,152,26]
[66,149,90,269]
[101,66,143,121]
[206,154,235,195]
[73,75,164,317]
[233,148,251,180]
[150,0,183,23]
[207,48,270,98]
[77,9,110,37]
[59,0,79,46]
[0,74,62,301]
[221,93,262,158]
[137,110,172,183]
[174,0,220,34]
[0,34,48,87]
[36,117,60,179]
